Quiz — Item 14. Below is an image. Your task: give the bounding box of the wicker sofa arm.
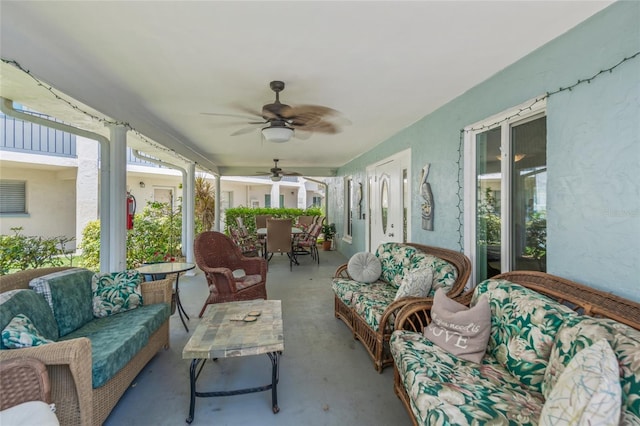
[333,263,350,279]
[393,300,440,334]
[0,337,93,426]
[141,276,174,305]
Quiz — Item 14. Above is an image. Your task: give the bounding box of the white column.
[107,124,128,272]
[270,182,281,208]
[297,178,307,209]
[185,162,196,263]
[214,175,221,231]
[75,137,99,252]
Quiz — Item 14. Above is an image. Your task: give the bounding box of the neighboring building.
[0,112,324,252]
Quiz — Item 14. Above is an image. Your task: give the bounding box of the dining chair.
[254,215,272,255]
[265,218,295,271]
[193,231,267,317]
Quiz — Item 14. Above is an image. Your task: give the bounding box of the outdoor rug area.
[104,249,410,426]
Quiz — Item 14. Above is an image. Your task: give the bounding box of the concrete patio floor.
[103,249,411,426]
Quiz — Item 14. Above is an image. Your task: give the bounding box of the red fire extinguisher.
[126,193,136,230]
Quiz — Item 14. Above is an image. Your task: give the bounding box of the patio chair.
[228,225,260,257]
[194,231,268,318]
[295,222,322,264]
[265,218,295,271]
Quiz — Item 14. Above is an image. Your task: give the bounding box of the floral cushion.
[473,279,577,394]
[394,268,433,301]
[331,278,372,306]
[352,283,398,330]
[390,329,545,425]
[92,270,143,318]
[375,243,417,288]
[539,339,622,426]
[410,252,458,296]
[543,315,640,422]
[1,314,53,348]
[0,289,59,347]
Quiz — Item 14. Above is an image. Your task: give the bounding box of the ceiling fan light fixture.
[262,126,293,143]
[271,174,282,182]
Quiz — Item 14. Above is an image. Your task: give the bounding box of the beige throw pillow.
[347,252,382,283]
[423,288,491,363]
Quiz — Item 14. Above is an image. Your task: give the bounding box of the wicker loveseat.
[391,271,640,426]
[332,242,471,372]
[0,267,173,426]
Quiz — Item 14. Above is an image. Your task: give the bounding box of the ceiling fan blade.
[230,124,262,136]
[282,171,302,176]
[293,129,312,140]
[292,121,340,134]
[200,112,259,121]
[281,104,340,120]
[231,103,265,119]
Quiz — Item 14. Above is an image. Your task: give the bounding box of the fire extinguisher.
[126,193,136,230]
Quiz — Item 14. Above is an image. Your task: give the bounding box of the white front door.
[368,150,410,251]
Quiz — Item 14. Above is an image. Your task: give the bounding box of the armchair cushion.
[91,270,143,318]
[375,243,418,287]
[0,290,58,346]
[2,314,53,349]
[30,268,94,337]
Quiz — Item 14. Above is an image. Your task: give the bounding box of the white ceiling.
[0,1,612,176]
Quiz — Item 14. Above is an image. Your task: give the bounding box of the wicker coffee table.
[182,299,283,423]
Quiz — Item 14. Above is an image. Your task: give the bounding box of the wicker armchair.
[194,231,268,317]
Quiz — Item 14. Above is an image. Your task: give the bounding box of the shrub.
[224,206,323,234]
[0,227,71,274]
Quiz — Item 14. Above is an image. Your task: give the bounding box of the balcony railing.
[0,112,76,157]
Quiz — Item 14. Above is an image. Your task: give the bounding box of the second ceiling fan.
[257,159,301,182]
[203,80,348,142]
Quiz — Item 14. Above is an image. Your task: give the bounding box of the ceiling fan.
[257,159,301,182]
[202,80,348,143]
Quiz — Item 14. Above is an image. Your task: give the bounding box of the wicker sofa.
[0,267,173,426]
[391,271,640,426]
[332,242,471,372]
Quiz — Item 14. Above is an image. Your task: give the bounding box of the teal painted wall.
[331,1,640,301]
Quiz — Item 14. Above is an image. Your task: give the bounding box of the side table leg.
[174,274,190,332]
[268,352,281,413]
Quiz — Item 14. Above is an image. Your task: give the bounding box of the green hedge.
[224,207,322,234]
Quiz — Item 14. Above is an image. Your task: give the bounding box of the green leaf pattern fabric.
[410,253,457,296]
[352,283,398,330]
[473,279,577,394]
[391,329,545,425]
[92,270,144,318]
[375,243,417,288]
[1,314,53,348]
[331,278,370,306]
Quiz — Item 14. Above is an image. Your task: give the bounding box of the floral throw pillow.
[92,270,143,318]
[1,314,53,348]
[423,288,491,363]
[539,339,622,426]
[394,268,433,301]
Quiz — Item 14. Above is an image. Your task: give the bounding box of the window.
[0,180,26,214]
[466,100,547,283]
[344,177,353,240]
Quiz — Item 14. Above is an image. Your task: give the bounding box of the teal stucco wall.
[330,1,640,301]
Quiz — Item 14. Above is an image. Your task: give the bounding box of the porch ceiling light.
[271,174,282,182]
[262,125,293,143]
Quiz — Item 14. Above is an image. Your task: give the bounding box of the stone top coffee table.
[183,299,283,423]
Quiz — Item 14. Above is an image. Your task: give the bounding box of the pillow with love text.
[423,288,490,363]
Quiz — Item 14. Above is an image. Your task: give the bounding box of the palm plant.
[195,176,215,232]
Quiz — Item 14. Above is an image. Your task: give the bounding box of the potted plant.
[321,223,336,251]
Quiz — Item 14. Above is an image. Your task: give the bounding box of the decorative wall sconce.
[139,181,145,188]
